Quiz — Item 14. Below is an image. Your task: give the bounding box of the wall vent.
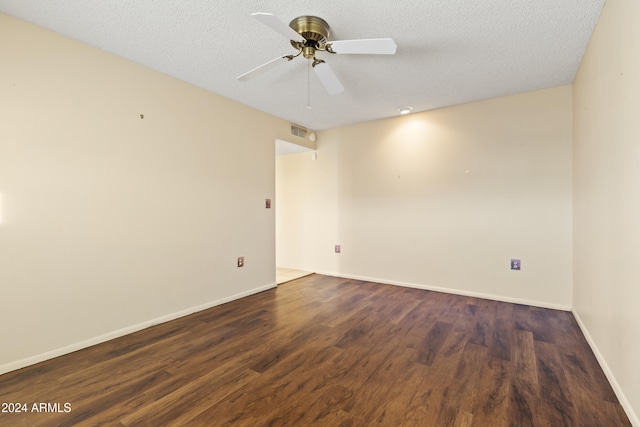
[290,124,307,139]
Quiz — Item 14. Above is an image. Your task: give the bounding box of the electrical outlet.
[265,199,271,209]
[335,245,341,253]
[510,259,521,270]
[237,256,244,268]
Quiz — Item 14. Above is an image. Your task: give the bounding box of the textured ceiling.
[0,0,604,131]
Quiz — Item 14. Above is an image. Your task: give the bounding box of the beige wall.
[572,0,640,423]
[0,14,290,372]
[277,86,573,309]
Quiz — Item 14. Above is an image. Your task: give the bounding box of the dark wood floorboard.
[0,274,631,426]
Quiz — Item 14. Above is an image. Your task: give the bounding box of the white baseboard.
[0,282,276,376]
[572,309,640,427]
[316,271,572,311]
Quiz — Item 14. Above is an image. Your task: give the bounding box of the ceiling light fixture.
[398,106,413,115]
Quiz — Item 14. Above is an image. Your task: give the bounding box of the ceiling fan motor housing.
[289,16,331,57]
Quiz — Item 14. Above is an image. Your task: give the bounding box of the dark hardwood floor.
[0,274,631,426]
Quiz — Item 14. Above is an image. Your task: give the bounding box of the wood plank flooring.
[0,274,631,426]
[276,268,314,285]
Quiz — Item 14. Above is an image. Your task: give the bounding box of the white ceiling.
[0,0,604,131]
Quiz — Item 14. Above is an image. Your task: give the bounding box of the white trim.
[0,283,277,376]
[316,271,572,311]
[572,309,640,427]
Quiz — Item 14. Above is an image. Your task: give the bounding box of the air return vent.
[290,124,307,139]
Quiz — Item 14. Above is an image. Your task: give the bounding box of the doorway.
[275,138,314,284]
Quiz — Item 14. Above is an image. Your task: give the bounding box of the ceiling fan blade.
[252,12,304,42]
[237,56,290,81]
[312,61,344,95]
[328,38,397,55]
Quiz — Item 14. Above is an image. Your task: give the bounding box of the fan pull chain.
[307,58,312,110]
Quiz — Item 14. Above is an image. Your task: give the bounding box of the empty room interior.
[1,0,639,425]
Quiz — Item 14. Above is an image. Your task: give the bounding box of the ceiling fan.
[237,13,397,95]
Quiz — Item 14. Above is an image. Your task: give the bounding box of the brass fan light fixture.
[237,13,397,95]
